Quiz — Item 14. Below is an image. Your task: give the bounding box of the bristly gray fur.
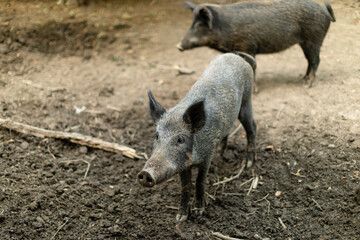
[139,53,257,221]
[178,0,336,87]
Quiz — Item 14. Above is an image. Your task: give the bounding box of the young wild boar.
[176,0,336,87]
[137,53,256,221]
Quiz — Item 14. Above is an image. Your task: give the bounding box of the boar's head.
[177,2,217,51]
[137,90,206,187]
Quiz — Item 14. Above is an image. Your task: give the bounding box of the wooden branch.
[229,122,242,138]
[212,231,244,240]
[0,118,141,159]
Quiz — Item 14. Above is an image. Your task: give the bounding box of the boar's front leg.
[194,158,212,215]
[239,99,257,168]
[176,169,192,222]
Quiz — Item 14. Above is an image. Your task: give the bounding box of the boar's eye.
[155,132,159,140]
[177,136,185,144]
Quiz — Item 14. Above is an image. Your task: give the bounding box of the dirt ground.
[0,0,359,239]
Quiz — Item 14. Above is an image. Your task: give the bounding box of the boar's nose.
[176,43,184,52]
[137,170,155,187]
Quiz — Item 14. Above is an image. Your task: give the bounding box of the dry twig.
[206,191,216,201]
[247,173,259,196]
[22,80,66,92]
[229,122,242,138]
[50,219,68,240]
[254,233,270,240]
[212,231,244,240]
[61,159,91,178]
[213,160,246,186]
[255,193,271,215]
[239,177,255,188]
[278,217,287,230]
[0,118,141,159]
[165,205,179,210]
[311,198,323,211]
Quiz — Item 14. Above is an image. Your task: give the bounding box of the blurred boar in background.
[177,0,336,87]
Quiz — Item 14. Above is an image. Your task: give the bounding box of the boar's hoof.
[246,152,256,168]
[137,170,155,187]
[176,213,188,222]
[252,82,258,94]
[302,76,313,88]
[192,207,205,216]
[303,82,312,89]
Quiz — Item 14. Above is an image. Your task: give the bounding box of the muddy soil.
[0,0,359,239]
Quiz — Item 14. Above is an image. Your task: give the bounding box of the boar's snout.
[137,170,155,187]
[176,42,184,52]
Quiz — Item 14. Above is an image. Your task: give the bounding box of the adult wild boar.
[177,0,336,87]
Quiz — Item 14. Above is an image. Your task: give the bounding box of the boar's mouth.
[176,42,185,52]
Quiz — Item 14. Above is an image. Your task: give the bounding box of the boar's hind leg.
[176,169,192,222]
[300,41,322,88]
[239,100,257,168]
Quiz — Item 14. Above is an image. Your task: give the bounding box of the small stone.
[349,137,355,143]
[29,201,39,211]
[97,31,108,39]
[32,221,43,228]
[36,216,46,225]
[44,171,53,178]
[107,203,117,213]
[105,188,115,197]
[20,141,29,149]
[320,142,327,147]
[304,184,315,191]
[100,219,111,228]
[110,224,121,234]
[328,144,336,149]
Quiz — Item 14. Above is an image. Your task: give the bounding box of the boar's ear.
[198,6,213,29]
[184,2,197,11]
[183,100,206,133]
[148,90,166,123]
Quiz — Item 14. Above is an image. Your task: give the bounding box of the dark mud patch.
[1,106,359,239]
[0,19,124,56]
[1,0,360,239]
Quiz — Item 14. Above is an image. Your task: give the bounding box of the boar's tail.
[323,0,336,22]
[232,51,256,72]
